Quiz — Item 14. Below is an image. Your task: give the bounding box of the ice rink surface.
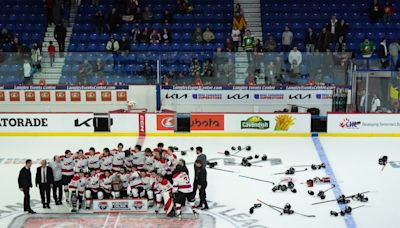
[0,136,398,228]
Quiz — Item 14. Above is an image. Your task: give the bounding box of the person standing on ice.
[192,146,206,198]
[18,159,36,214]
[194,159,208,210]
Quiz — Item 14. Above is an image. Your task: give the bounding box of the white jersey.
[164,152,178,174]
[86,152,100,170]
[173,172,193,193]
[154,179,173,194]
[128,171,143,189]
[86,173,100,192]
[112,151,125,171]
[153,158,167,176]
[60,155,74,176]
[69,175,87,195]
[74,157,89,173]
[141,173,156,190]
[100,173,114,193]
[119,173,130,189]
[100,154,113,172]
[132,150,146,169]
[144,156,154,172]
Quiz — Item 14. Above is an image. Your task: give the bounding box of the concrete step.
[41,68,63,74]
[47,27,73,32]
[41,62,64,68]
[235,62,249,68]
[242,8,261,13]
[45,31,72,37]
[247,27,262,32]
[235,0,259,4]
[246,18,260,22]
[244,13,261,18]
[41,58,65,63]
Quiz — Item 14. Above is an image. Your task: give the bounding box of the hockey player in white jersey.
[143,148,155,172]
[60,150,74,202]
[140,171,156,207]
[111,143,125,172]
[68,171,86,211]
[118,167,130,197]
[153,173,174,216]
[86,147,100,172]
[172,165,197,218]
[99,148,113,173]
[74,150,88,174]
[128,145,145,171]
[85,169,100,209]
[127,165,143,198]
[99,170,113,199]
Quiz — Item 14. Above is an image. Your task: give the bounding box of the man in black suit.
[36,160,54,209]
[18,159,36,214]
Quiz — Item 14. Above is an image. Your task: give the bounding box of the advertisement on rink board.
[161,85,333,106]
[328,114,400,133]
[92,199,148,212]
[190,114,225,131]
[156,113,175,131]
[223,114,311,133]
[0,113,94,132]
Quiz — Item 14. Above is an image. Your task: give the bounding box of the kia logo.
[161,117,174,128]
[227,94,250,99]
[289,94,311,99]
[75,118,113,127]
[165,94,188,99]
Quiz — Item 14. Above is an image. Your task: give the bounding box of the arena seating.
[0,0,46,84]
[63,0,233,84]
[261,0,398,54]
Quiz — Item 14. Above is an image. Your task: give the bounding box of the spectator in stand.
[231,26,241,52]
[371,94,381,112]
[45,0,54,26]
[52,0,62,25]
[122,8,135,22]
[95,10,105,34]
[369,0,383,23]
[305,27,316,53]
[142,7,154,23]
[31,43,42,71]
[360,37,376,58]
[48,41,56,67]
[202,59,214,77]
[232,12,247,43]
[127,0,139,14]
[23,60,32,85]
[163,10,173,23]
[150,30,161,44]
[140,27,151,43]
[0,29,13,45]
[254,39,263,71]
[192,26,203,43]
[189,58,201,78]
[224,37,234,52]
[235,3,244,16]
[11,38,23,53]
[336,19,349,42]
[383,1,394,23]
[389,38,400,67]
[142,61,153,84]
[335,36,347,53]
[282,26,293,53]
[243,30,255,62]
[288,47,302,75]
[108,8,121,33]
[203,26,215,43]
[328,15,338,43]
[177,71,186,84]
[194,72,203,86]
[54,23,66,52]
[119,36,130,53]
[264,35,277,52]
[244,73,256,85]
[78,60,92,84]
[316,27,331,52]
[378,38,389,68]
[175,0,194,13]
[130,26,141,43]
[93,58,104,77]
[161,28,171,43]
[106,36,120,53]
[163,73,174,85]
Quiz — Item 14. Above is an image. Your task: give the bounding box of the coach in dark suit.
[35,160,54,209]
[18,159,36,214]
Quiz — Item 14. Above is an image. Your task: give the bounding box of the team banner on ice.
[92,199,148,212]
[161,87,333,106]
[328,114,400,133]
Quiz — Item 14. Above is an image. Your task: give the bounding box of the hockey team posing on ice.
[57,142,208,217]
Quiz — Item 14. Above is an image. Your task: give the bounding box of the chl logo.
[75,118,114,127]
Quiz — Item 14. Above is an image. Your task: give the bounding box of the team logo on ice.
[98,201,108,210]
[241,116,269,129]
[339,118,361,129]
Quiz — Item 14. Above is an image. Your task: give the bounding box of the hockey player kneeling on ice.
[85,169,100,209]
[127,165,144,198]
[68,171,86,211]
[173,165,197,218]
[118,167,130,198]
[99,170,113,199]
[153,173,175,217]
[140,171,156,207]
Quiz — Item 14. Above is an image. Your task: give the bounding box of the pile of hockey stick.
[257,199,316,218]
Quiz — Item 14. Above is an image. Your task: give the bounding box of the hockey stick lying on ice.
[239,175,275,185]
[208,167,235,173]
[257,199,316,218]
[256,199,283,215]
[218,152,244,158]
[273,168,308,175]
[311,191,370,205]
